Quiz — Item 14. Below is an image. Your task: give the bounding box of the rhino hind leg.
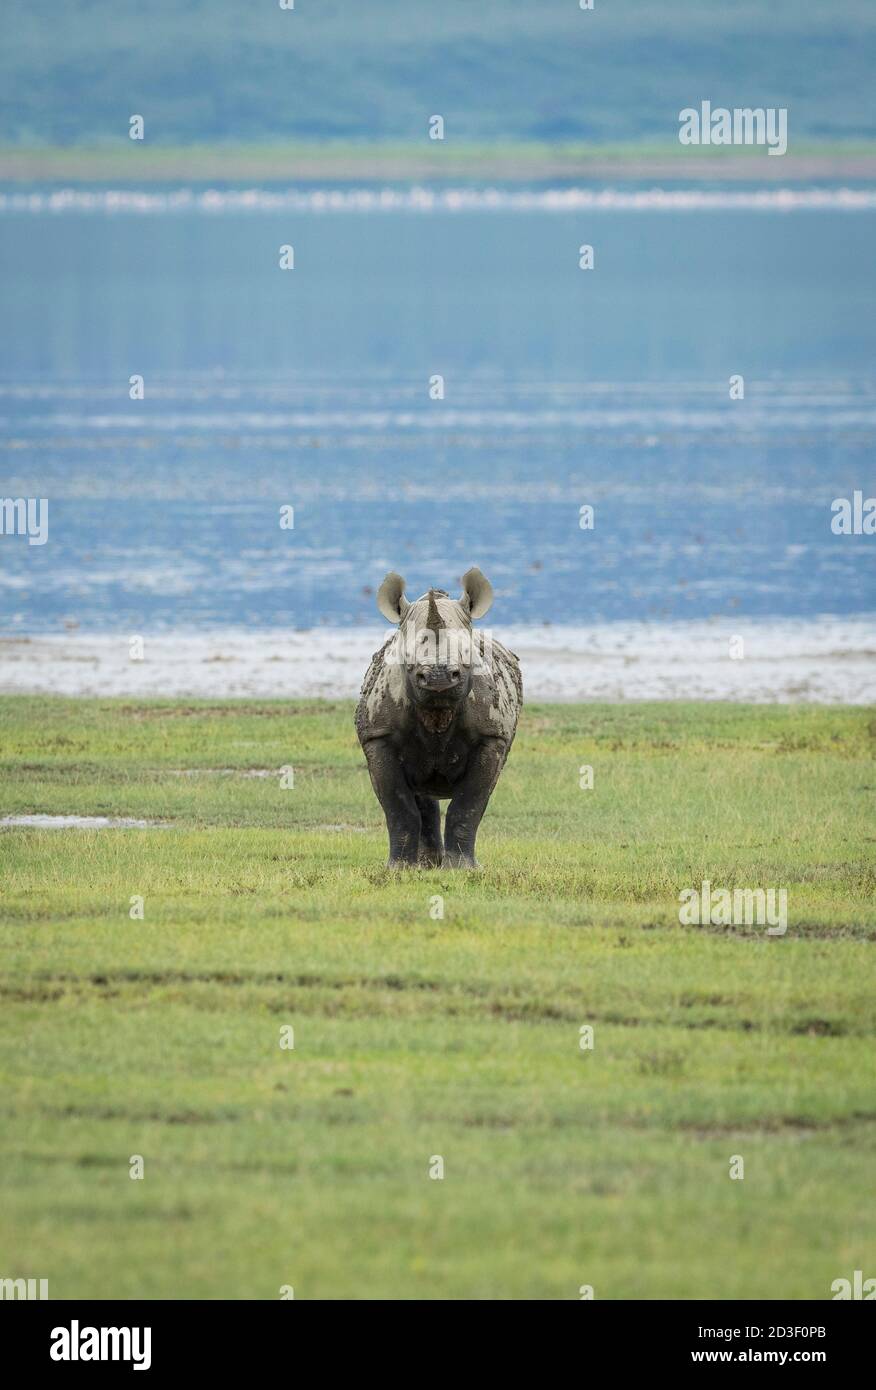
[415,795,443,867]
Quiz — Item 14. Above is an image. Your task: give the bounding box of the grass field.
[0,696,873,1300]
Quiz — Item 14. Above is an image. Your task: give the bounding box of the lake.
[0,185,874,635]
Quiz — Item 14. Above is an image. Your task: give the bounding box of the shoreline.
[2,618,873,704]
[3,143,876,184]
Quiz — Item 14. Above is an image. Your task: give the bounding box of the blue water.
[0,189,874,631]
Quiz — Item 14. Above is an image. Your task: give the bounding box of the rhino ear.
[376,571,409,624]
[460,567,494,620]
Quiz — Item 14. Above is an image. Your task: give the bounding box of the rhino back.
[465,637,522,749]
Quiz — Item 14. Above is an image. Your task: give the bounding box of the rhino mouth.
[415,705,456,734]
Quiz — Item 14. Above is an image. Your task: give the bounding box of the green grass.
[0,697,874,1299]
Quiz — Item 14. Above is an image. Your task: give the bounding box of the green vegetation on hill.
[2,0,874,147]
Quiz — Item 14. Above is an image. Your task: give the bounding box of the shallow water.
[0,814,166,829]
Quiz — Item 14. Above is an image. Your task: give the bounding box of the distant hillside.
[2,0,874,147]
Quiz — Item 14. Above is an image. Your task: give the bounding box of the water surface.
[0,187,873,632]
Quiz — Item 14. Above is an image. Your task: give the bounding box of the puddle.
[0,815,169,830]
[167,768,276,778]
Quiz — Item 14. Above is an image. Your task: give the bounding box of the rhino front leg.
[443,739,506,869]
[363,738,421,867]
[415,795,443,867]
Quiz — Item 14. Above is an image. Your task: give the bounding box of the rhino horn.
[425,589,446,632]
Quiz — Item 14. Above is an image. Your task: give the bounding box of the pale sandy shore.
[2,148,876,183]
[1,620,873,703]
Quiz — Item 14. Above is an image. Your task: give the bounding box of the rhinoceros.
[355,567,522,868]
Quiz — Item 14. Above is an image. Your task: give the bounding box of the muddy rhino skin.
[355,568,522,868]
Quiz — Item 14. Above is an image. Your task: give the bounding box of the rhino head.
[376,567,494,711]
